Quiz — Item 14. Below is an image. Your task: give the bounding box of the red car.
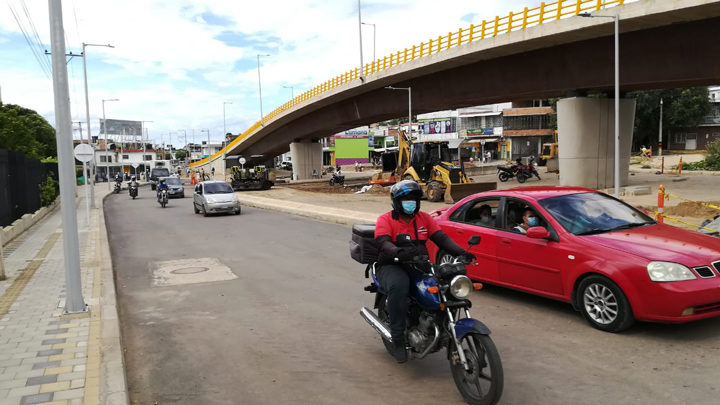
[427,186,720,333]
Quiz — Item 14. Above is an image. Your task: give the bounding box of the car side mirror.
[467,235,481,246]
[397,233,411,244]
[526,226,551,239]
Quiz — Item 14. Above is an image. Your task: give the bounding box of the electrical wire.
[6,1,51,79]
[18,0,52,74]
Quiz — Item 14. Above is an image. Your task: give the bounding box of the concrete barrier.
[1,199,59,247]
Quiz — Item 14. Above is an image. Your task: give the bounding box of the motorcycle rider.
[375,180,476,363]
[156,178,169,202]
[128,175,138,195]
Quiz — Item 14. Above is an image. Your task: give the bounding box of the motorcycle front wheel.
[329,178,335,186]
[449,333,504,405]
[498,172,510,182]
[516,173,527,183]
[376,294,396,356]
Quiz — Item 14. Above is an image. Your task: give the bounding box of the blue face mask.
[401,201,417,214]
[528,217,539,227]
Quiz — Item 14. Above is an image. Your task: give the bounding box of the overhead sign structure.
[100,119,143,136]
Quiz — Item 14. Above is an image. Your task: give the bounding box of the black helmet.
[390,180,423,216]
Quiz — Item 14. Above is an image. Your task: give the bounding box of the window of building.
[144,154,153,161]
[503,115,549,130]
[486,115,503,128]
[99,156,106,163]
[122,154,129,159]
[675,133,686,143]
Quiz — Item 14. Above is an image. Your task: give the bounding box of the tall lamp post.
[81,42,114,208]
[282,85,294,99]
[201,129,210,175]
[361,22,376,62]
[141,121,153,176]
[102,98,119,189]
[385,86,412,149]
[580,12,620,197]
[257,54,270,125]
[223,102,232,179]
[658,98,663,157]
[357,0,365,82]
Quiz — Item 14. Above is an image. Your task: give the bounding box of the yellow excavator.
[370,130,495,204]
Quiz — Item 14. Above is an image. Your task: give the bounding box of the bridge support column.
[557,97,636,190]
[290,141,322,181]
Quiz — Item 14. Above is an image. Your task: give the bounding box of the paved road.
[105,186,720,405]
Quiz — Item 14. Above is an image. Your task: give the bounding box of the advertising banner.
[100,119,142,135]
[418,119,453,135]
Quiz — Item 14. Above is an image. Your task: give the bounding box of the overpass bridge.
[194,0,720,189]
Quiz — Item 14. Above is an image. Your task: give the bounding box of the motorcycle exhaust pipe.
[360,307,392,342]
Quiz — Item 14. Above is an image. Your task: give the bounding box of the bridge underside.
[230,16,720,161]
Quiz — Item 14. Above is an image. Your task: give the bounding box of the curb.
[1,198,60,247]
[98,191,131,405]
[237,196,377,226]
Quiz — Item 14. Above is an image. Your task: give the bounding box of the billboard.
[100,119,142,135]
[418,119,453,135]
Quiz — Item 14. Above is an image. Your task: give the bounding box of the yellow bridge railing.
[193,0,632,167]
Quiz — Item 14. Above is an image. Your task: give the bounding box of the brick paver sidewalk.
[0,185,127,405]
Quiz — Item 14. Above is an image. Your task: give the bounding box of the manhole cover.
[171,267,209,275]
[149,258,237,287]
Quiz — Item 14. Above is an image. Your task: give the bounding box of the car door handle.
[457,229,464,235]
[501,238,511,244]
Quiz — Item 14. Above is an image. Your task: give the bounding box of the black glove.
[395,249,415,263]
[462,252,476,263]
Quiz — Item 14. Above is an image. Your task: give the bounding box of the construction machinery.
[228,155,275,191]
[541,130,559,173]
[370,131,495,204]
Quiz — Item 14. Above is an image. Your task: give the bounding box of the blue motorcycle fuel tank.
[410,275,441,310]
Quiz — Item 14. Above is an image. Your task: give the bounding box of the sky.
[0,0,535,148]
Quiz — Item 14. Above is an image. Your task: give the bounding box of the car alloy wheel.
[577,275,634,333]
[437,251,455,265]
[583,283,618,325]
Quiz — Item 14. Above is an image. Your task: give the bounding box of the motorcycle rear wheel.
[449,333,504,405]
[498,172,510,182]
[516,173,527,183]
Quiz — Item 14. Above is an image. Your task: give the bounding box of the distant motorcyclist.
[156,178,169,202]
[374,180,475,363]
[128,175,138,188]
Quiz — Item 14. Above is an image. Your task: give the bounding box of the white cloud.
[0,0,539,147]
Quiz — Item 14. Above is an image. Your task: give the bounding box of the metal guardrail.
[193,0,634,168]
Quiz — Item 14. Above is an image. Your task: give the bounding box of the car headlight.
[449,275,472,299]
[646,261,697,282]
[206,197,217,204]
[232,195,239,203]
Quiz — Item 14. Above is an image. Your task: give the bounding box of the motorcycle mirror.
[397,234,412,244]
[468,235,481,246]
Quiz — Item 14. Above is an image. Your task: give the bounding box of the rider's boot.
[391,335,408,363]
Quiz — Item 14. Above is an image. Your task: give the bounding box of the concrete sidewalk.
[0,184,127,405]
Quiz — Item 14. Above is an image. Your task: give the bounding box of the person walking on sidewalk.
[373,180,475,363]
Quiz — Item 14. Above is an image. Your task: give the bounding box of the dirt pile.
[637,201,720,218]
[283,182,391,195]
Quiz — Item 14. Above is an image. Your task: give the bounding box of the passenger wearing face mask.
[374,180,474,363]
[477,204,493,226]
[514,209,539,234]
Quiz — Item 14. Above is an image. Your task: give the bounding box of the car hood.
[207,193,236,203]
[168,185,182,190]
[584,224,720,266]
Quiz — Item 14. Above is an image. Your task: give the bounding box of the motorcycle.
[113,178,122,194]
[496,163,522,182]
[329,172,345,186]
[128,182,138,199]
[515,156,541,183]
[158,189,168,208]
[357,231,504,405]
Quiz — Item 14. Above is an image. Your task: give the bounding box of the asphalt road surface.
[105,186,720,405]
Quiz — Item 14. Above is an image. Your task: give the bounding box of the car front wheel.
[577,275,635,333]
[436,251,456,265]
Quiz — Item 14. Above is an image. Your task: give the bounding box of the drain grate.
[149,258,237,287]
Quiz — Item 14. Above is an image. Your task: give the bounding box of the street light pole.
[102,98,119,189]
[282,85,294,99]
[357,0,365,82]
[580,12,620,197]
[362,22,376,62]
[385,86,412,149]
[257,54,270,125]
[223,102,232,179]
[142,121,153,177]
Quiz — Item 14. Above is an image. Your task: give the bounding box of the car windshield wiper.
[611,222,652,231]
[576,222,651,236]
[576,228,615,236]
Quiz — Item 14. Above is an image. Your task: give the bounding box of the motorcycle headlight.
[449,275,472,299]
[646,261,696,282]
[206,197,217,204]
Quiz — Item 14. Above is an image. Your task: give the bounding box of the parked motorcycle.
[158,189,168,208]
[128,182,138,199]
[516,156,541,183]
[496,163,522,182]
[355,229,504,405]
[329,172,345,186]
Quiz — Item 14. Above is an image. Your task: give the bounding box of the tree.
[629,87,711,148]
[0,102,57,158]
[174,149,187,160]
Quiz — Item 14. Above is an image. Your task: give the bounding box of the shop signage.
[418,119,453,135]
[466,128,494,136]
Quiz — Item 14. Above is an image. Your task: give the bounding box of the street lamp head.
[385,86,395,90]
[258,53,270,57]
[103,98,119,102]
[579,12,592,17]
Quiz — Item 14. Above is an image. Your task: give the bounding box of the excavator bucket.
[443,182,497,204]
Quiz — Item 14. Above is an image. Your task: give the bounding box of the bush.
[39,175,58,206]
[673,141,720,171]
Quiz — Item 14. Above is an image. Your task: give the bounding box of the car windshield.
[152,169,169,176]
[164,178,181,186]
[204,182,234,194]
[538,192,655,236]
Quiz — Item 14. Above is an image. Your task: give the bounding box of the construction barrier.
[655,185,720,232]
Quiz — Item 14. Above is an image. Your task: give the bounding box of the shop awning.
[464,137,501,143]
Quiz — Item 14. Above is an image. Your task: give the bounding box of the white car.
[193,181,241,217]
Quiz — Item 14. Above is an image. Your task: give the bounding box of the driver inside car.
[374,180,475,363]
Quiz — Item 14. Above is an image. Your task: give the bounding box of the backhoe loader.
[370,131,495,204]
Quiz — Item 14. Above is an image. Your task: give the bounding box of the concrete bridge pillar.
[557,97,636,190]
[290,141,322,181]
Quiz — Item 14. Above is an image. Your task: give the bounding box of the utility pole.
[658,98,663,157]
[48,0,86,314]
[357,0,365,83]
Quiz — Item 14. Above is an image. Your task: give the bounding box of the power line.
[71,0,82,46]
[6,1,51,79]
[18,0,52,74]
